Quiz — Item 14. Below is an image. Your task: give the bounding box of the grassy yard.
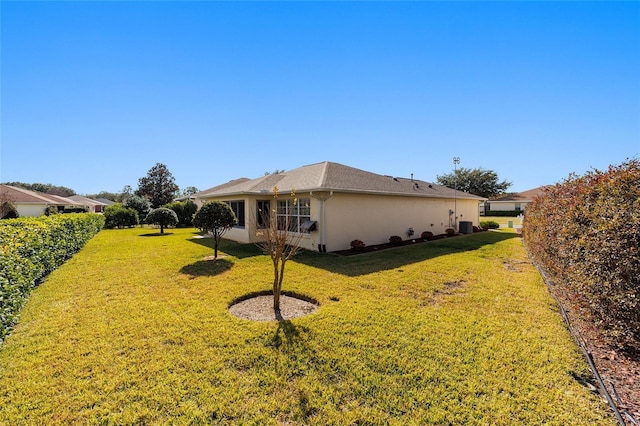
[0,227,615,425]
[481,216,524,227]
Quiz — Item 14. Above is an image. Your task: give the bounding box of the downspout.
[310,191,333,252]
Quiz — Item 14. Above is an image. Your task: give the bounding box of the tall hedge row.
[0,213,105,343]
[523,159,640,350]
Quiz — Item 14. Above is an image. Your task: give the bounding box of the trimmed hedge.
[0,214,105,343]
[523,159,640,350]
[483,210,523,217]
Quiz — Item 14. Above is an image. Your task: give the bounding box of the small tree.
[192,201,237,259]
[146,208,179,234]
[257,187,305,311]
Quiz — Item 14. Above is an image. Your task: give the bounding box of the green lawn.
[0,227,615,425]
[481,216,524,228]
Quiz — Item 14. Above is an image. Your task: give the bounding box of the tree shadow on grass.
[294,231,521,277]
[187,234,263,259]
[180,258,233,277]
[140,232,174,237]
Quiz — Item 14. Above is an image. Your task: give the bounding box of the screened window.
[276,198,311,233]
[226,200,245,227]
[256,200,270,228]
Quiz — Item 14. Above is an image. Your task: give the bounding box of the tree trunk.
[273,259,281,310]
[160,224,164,234]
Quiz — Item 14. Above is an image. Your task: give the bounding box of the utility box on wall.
[459,221,473,234]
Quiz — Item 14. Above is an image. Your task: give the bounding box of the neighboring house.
[483,186,549,215]
[68,195,109,213]
[194,161,485,253]
[0,184,77,217]
[96,198,116,206]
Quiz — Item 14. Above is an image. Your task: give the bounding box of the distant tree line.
[2,182,76,197]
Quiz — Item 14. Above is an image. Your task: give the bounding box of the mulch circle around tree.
[228,292,319,321]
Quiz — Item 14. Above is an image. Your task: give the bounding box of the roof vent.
[428,184,433,188]
[393,177,399,182]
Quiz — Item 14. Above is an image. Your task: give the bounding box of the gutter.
[310,191,333,253]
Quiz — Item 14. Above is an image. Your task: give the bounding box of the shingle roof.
[0,184,76,205]
[489,186,550,202]
[198,161,485,201]
[68,195,109,206]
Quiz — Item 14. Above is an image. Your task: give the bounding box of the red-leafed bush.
[388,235,403,246]
[350,239,366,251]
[523,159,640,351]
[421,231,434,240]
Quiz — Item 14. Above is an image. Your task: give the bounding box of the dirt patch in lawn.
[229,291,319,321]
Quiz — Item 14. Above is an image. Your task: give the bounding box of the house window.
[515,203,522,211]
[257,200,270,228]
[226,200,245,227]
[276,198,311,233]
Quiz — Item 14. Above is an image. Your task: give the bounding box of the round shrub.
[103,204,139,229]
[480,221,500,229]
[146,207,179,234]
[350,239,365,251]
[389,235,403,246]
[421,231,434,241]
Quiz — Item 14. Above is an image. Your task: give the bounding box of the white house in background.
[0,184,78,217]
[483,186,549,215]
[194,161,485,253]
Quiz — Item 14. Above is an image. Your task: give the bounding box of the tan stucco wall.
[197,192,481,253]
[320,193,480,252]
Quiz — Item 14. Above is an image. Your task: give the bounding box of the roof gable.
[199,161,485,201]
[1,184,78,205]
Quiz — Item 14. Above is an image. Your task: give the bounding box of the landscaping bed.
[332,232,463,256]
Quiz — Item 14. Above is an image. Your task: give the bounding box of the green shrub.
[483,210,522,217]
[163,200,197,227]
[523,159,640,351]
[63,207,89,214]
[480,221,500,229]
[0,214,104,343]
[103,203,139,229]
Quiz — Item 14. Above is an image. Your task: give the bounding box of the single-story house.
[68,195,109,213]
[483,186,549,215]
[193,161,485,253]
[0,184,78,217]
[96,198,116,206]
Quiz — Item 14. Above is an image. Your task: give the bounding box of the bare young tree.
[257,187,305,311]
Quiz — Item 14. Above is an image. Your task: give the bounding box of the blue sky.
[1,1,638,195]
